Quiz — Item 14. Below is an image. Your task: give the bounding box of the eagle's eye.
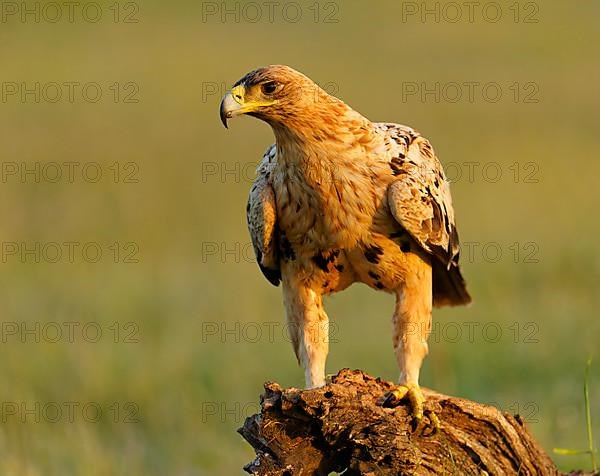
[261,82,277,95]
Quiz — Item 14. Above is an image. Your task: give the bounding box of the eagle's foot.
[378,383,439,435]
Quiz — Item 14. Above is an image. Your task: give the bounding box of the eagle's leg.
[282,278,328,388]
[379,261,439,433]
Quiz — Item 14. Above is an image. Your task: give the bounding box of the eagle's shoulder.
[256,143,277,175]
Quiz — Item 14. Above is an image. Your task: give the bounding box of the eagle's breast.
[271,145,392,259]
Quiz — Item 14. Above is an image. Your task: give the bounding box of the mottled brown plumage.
[221,65,471,426]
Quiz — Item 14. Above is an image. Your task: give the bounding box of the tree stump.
[238,368,573,475]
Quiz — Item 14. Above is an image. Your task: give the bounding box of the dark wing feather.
[247,145,280,286]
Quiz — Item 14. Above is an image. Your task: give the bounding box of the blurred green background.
[0,1,598,474]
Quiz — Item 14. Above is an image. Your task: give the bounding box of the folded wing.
[247,145,281,286]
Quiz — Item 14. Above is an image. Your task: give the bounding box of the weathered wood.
[238,368,565,475]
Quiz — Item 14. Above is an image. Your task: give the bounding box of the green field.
[0,1,598,474]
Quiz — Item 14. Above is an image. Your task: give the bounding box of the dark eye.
[261,82,277,94]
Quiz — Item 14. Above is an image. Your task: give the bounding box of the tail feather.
[432,261,472,307]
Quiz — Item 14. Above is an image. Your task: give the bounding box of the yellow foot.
[378,383,440,435]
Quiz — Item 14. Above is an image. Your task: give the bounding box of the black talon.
[378,391,397,407]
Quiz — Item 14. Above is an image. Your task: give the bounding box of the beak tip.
[219,101,229,129]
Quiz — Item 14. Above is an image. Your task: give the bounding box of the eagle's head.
[219,65,344,131]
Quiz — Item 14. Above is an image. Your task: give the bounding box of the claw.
[378,383,439,435]
[423,409,440,436]
[378,384,410,406]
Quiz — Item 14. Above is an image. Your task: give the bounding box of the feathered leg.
[282,275,329,388]
[380,257,439,432]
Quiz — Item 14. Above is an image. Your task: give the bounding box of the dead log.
[238,368,570,475]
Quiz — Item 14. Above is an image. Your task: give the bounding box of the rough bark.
[238,368,576,475]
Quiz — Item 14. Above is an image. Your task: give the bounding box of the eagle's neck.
[268,103,384,249]
[271,103,380,178]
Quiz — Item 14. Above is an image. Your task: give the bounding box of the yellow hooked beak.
[219,84,276,128]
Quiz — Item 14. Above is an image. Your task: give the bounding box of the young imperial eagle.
[220,65,471,429]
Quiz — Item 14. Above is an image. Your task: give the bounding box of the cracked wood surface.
[239,369,563,475]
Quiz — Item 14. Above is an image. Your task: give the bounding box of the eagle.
[220,65,471,429]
